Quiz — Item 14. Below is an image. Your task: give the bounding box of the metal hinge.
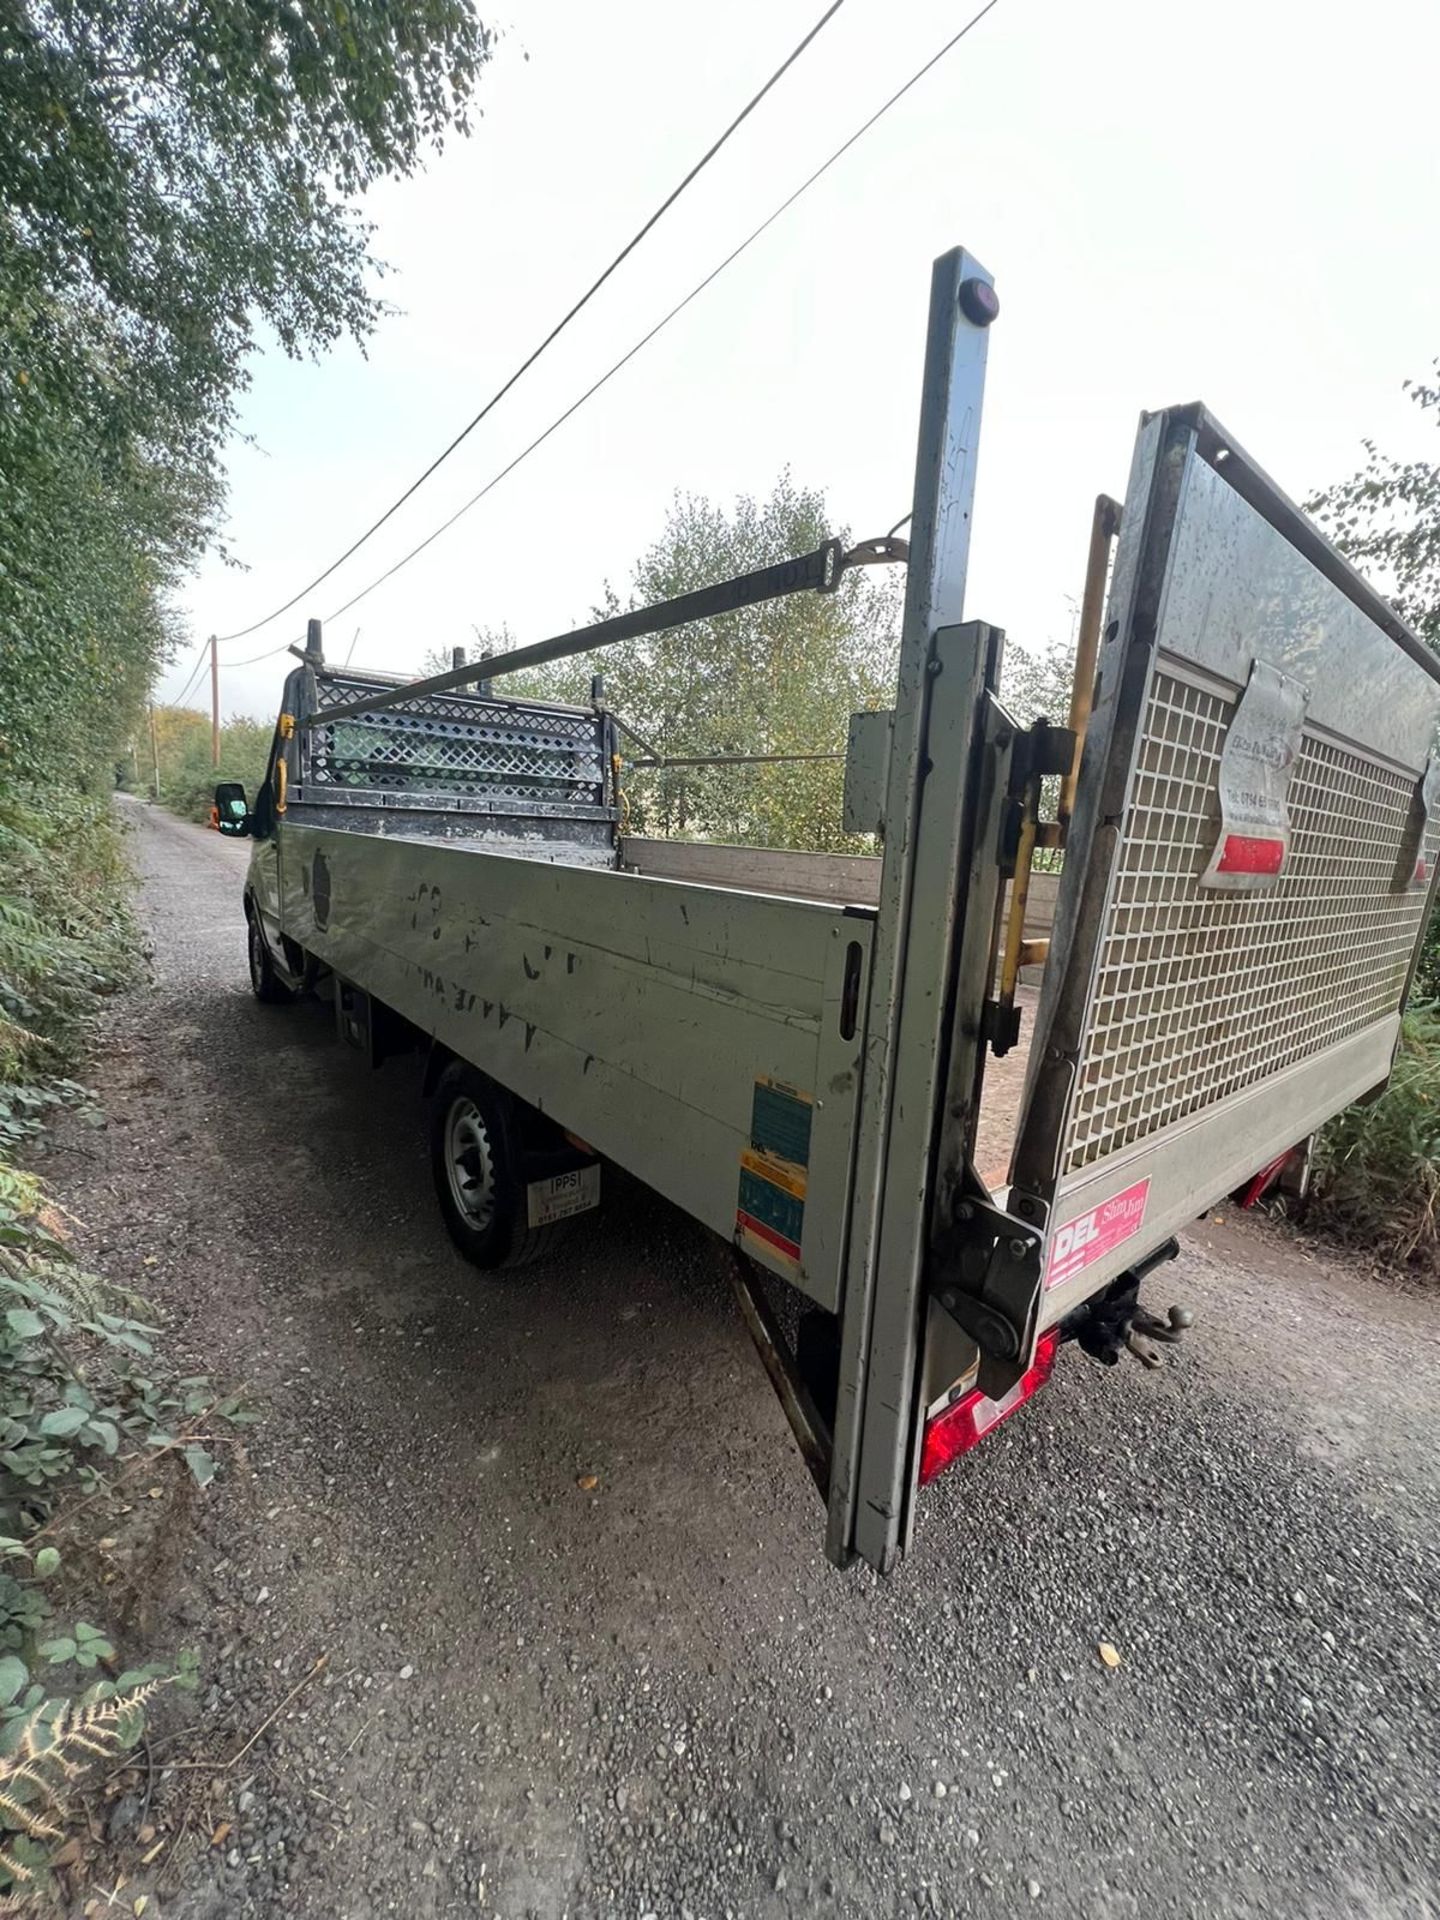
[929,1191,1049,1397]
[995,716,1075,871]
[987,716,1075,1058]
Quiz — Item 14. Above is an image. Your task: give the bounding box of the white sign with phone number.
[527,1163,601,1228]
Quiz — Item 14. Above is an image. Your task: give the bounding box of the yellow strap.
[612,752,630,832]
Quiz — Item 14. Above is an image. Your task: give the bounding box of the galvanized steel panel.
[279,823,870,1313]
[1013,411,1440,1322]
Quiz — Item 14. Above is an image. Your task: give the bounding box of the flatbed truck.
[215,246,1440,1573]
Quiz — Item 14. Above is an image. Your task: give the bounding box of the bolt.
[958,277,1000,328]
[940,1291,957,1311]
[954,1201,974,1224]
[1008,1238,1030,1259]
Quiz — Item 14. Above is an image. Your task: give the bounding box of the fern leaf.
[0,1846,34,1885]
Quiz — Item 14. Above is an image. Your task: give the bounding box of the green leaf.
[107,1327,154,1358]
[115,1665,165,1689]
[0,1655,29,1706]
[33,1546,60,1579]
[38,1405,87,1437]
[113,1700,146,1748]
[183,1445,216,1488]
[38,1636,76,1663]
[5,1309,44,1339]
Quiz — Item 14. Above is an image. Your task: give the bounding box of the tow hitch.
[1060,1238,1194,1370]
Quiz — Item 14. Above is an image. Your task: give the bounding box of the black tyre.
[246,909,295,1005]
[428,1062,564,1271]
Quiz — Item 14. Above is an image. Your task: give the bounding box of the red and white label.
[1045,1178,1150,1291]
[1200,659,1307,893]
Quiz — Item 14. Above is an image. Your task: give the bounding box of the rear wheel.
[428,1062,563,1271]
[247,911,295,1005]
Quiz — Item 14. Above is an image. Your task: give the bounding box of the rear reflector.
[918,1331,1060,1486]
[1215,832,1286,877]
[1235,1149,1289,1209]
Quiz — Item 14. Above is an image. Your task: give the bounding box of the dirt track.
[58,799,1440,1918]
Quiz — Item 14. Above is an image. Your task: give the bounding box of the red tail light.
[918,1331,1060,1486]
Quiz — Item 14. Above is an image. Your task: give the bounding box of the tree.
[467,474,903,851]
[1308,367,1440,656]
[1309,367,1440,997]
[145,709,271,820]
[0,0,490,473]
[0,0,492,788]
[1000,632,1076,729]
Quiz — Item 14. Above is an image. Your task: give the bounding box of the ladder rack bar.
[628,750,843,770]
[305,537,907,728]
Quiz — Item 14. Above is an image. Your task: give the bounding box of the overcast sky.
[166,0,1440,720]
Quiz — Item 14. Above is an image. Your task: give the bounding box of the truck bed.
[621,837,1043,1191]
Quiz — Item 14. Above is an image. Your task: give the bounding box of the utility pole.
[210,634,221,768]
[148,702,161,801]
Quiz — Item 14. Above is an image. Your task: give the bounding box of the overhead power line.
[229,638,297,669]
[212,0,848,645]
[305,0,1005,638]
[171,645,209,708]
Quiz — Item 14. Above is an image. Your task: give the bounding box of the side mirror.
[214,782,251,837]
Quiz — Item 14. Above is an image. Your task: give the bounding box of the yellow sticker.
[740,1148,808,1201]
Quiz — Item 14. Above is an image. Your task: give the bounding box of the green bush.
[159,715,272,824]
[1311,1006,1440,1272]
[0,791,135,1083]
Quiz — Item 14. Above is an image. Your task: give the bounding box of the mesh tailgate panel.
[308,680,608,812]
[1064,669,1438,1174]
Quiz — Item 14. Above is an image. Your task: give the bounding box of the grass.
[1309,1004,1440,1273]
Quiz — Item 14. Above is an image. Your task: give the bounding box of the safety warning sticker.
[1045,1178,1150,1291]
[736,1078,813,1275]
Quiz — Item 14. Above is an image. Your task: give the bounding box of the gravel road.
[59,799,1440,1919]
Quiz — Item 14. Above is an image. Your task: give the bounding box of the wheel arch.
[421,1037,458,1101]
